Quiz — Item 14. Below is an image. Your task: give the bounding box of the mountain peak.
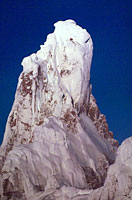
[0,20,131,200]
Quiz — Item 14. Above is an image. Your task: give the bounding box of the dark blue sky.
[0,0,132,144]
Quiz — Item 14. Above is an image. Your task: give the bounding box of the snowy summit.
[0,20,132,200]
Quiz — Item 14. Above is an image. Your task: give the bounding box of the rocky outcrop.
[88,93,119,150]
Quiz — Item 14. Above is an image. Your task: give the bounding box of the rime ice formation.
[0,20,132,200]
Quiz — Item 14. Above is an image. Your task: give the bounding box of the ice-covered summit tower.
[0,20,131,200]
[21,19,93,117]
[2,19,93,148]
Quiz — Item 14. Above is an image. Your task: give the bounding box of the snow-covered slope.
[0,20,131,200]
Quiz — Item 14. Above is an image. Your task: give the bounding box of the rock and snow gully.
[0,20,132,200]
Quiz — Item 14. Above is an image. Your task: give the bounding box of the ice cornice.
[21,19,93,73]
[54,20,91,45]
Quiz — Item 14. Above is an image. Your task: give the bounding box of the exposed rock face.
[0,20,131,200]
[88,93,119,149]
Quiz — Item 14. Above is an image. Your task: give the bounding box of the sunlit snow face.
[54,20,92,103]
[21,20,93,106]
[58,45,84,103]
